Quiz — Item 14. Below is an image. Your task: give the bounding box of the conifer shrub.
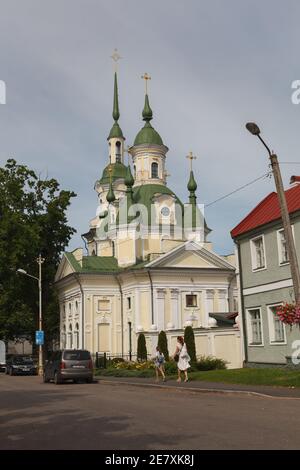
[157,330,169,361]
[184,326,197,362]
[137,333,147,361]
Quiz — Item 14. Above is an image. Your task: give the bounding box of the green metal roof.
[132,184,183,225]
[99,162,128,185]
[65,253,120,273]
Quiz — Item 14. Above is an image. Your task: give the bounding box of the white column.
[135,289,142,332]
[204,289,214,328]
[155,289,165,331]
[170,289,179,329]
[218,289,228,312]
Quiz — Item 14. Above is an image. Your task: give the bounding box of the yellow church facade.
[55,70,242,368]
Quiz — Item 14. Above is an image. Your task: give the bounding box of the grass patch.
[188,368,300,387]
[95,367,300,387]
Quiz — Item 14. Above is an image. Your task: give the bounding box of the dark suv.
[6,356,37,375]
[43,350,93,384]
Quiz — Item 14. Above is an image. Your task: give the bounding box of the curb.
[96,378,300,400]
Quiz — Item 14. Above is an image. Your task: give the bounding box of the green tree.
[184,325,197,362]
[0,159,76,349]
[137,333,147,361]
[157,330,169,361]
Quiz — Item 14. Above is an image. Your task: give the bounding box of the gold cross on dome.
[141,72,151,94]
[186,151,197,171]
[111,48,122,71]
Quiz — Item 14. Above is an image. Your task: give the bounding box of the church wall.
[117,238,135,266]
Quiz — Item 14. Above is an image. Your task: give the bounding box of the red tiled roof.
[231,183,300,238]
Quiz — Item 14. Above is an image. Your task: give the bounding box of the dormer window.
[116,141,121,163]
[151,162,159,179]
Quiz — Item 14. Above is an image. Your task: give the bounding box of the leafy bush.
[113,360,155,370]
[111,357,125,365]
[137,333,147,361]
[195,356,227,371]
[157,331,169,361]
[164,360,178,375]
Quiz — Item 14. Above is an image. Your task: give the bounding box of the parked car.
[43,349,93,384]
[6,356,37,375]
[0,359,6,373]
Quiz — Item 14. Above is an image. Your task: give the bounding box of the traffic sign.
[35,330,44,345]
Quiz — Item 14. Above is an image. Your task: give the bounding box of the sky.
[0,0,300,255]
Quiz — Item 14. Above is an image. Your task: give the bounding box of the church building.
[55,69,242,368]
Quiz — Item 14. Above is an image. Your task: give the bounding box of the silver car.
[43,349,93,384]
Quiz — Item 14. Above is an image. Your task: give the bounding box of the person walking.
[173,336,190,383]
[154,346,166,382]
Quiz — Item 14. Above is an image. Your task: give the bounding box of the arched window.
[68,324,73,348]
[151,162,159,179]
[133,165,136,177]
[116,141,121,163]
[112,241,115,257]
[74,323,79,349]
[61,324,66,348]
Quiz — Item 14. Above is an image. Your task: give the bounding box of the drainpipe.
[147,270,154,325]
[74,274,84,349]
[115,275,124,358]
[236,241,248,364]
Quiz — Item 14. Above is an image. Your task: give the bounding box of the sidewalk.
[96,375,300,399]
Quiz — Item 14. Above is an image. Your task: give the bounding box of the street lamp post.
[17,254,45,376]
[246,123,300,306]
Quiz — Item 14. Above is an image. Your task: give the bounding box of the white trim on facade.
[276,225,295,267]
[250,234,267,272]
[266,302,287,345]
[243,278,293,296]
[246,306,264,347]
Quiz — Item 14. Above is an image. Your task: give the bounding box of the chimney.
[290,175,300,186]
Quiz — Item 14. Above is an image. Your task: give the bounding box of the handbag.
[174,353,179,363]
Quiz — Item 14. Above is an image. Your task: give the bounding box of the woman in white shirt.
[173,336,190,382]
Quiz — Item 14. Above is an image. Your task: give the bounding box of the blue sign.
[36,330,44,345]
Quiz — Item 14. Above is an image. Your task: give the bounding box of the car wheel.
[86,377,93,384]
[43,372,50,383]
[54,371,62,385]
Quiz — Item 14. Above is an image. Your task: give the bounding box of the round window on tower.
[161,206,170,217]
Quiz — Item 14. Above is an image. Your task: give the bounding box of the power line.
[204,171,272,209]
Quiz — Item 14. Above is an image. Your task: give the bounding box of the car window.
[14,357,33,365]
[63,351,91,361]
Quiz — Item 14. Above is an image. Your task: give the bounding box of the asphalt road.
[0,374,299,450]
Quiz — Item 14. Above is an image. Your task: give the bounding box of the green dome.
[99,162,127,185]
[134,122,163,146]
[108,122,124,140]
[124,165,134,187]
[133,93,163,146]
[187,171,197,192]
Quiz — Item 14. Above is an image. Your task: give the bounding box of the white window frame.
[267,303,287,345]
[250,235,267,272]
[246,307,264,346]
[277,226,295,266]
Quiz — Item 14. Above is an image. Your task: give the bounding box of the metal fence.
[92,352,153,369]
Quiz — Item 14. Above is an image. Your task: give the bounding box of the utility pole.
[17,254,45,376]
[246,123,300,306]
[37,254,45,376]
